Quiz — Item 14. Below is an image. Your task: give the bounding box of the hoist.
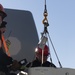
[38,0,62,68]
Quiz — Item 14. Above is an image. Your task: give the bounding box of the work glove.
[10,60,21,71]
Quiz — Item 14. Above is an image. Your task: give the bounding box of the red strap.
[1,34,10,56]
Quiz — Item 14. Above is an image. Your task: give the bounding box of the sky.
[0,0,75,69]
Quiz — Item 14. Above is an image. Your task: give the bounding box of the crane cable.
[42,0,62,68]
[47,33,62,68]
[42,0,52,63]
[42,0,49,27]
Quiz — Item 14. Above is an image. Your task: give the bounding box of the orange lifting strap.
[1,34,10,56]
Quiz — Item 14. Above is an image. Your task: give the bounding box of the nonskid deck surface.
[28,67,75,75]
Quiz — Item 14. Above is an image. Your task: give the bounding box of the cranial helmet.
[35,45,50,56]
[0,4,7,19]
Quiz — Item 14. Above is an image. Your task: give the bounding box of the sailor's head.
[0,4,7,33]
[0,21,7,33]
[35,45,50,62]
[0,4,7,20]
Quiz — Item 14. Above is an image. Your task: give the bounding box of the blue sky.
[0,0,75,68]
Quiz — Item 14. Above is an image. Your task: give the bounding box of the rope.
[47,33,62,68]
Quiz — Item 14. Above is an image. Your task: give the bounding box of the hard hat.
[35,45,50,56]
[0,21,7,28]
[0,4,7,19]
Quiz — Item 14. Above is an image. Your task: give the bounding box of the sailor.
[26,45,56,68]
[0,4,21,75]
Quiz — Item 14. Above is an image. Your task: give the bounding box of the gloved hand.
[10,60,21,71]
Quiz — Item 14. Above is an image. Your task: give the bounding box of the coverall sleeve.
[0,47,13,65]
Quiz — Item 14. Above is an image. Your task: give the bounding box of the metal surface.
[4,9,39,62]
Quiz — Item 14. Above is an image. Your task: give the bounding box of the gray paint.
[4,9,39,62]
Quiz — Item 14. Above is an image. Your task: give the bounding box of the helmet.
[0,4,7,19]
[35,45,50,56]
